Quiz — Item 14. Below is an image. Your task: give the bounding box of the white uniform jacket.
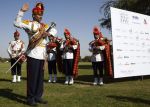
[60,41,77,59]
[89,44,105,62]
[7,39,25,58]
[14,10,57,60]
[47,47,56,61]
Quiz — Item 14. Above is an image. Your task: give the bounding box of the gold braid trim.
[29,24,46,49]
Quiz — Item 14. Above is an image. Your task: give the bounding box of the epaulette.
[22,20,30,25]
[44,24,49,29]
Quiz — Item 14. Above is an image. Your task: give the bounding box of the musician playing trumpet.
[89,26,106,85]
[7,30,25,83]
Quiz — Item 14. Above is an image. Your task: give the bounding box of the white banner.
[111,7,150,78]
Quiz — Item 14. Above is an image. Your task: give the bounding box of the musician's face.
[49,35,54,40]
[64,34,70,39]
[32,14,42,22]
[14,35,19,40]
[94,34,99,39]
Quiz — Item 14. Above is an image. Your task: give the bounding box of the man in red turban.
[7,30,25,83]
[89,26,113,85]
[89,26,106,85]
[60,28,80,85]
[14,2,57,106]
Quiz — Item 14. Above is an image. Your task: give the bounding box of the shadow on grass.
[44,76,65,84]
[104,75,150,84]
[44,75,93,85]
[107,95,150,105]
[21,77,27,80]
[22,73,150,85]
[0,78,11,82]
[75,75,92,82]
[74,75,93,85]
[0,88,26,104]
[75,75,150,85]
[78,64,92,69]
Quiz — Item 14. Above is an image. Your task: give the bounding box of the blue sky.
[0,0,111,58]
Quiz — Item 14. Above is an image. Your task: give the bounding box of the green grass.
[0,62,150,107]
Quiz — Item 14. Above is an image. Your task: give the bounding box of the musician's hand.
[93,49,98,54]
[43,32,50,37]
[68,45,73,49]
[63,47,68,52]
[12,50,16,54]
[18,49,22,53]
[96,46,100,49]
[100,46,105,50]
[93,48,97,52]
[21,3,29,12]
[47,49,51,53]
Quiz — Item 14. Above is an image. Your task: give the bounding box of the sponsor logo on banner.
[124,62,130,66]
[136,36,139,40]
[131,62,136,65]
[142,42,145,46]
[120,13,129,24]
[115,28,120,31]
[144,19,148,25]
[124,56,129,58]
[147,49,150,53]
[140,31,144,34]
[129,29,132,33]
[123,42,128,45]
[117,49,123,51]
[117,56,123,59]
[145,32,149,35]
[132,15,140,24]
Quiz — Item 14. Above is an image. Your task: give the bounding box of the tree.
[100,0,150,29]
[0,57,10,62]
[82,56,91,62]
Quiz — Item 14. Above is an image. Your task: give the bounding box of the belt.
[38,44,46,47]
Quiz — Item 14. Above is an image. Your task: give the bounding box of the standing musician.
[14,2,57,106]
[7,30,25,83]
[60,28,80,85]
[46,35,62,83]
[89,26,112,85]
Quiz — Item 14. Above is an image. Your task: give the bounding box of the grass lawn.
[0,62,150,107]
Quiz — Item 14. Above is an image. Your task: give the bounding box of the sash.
[27,23,46,51]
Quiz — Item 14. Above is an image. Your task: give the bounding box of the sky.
[0,0,111,58]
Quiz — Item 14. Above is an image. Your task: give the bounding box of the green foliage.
[0,57,10,62]
[81,56,91,62]
[100,0,150,29]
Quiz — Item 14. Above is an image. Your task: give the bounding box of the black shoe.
[36,99,48,104]
[27,101,38,106]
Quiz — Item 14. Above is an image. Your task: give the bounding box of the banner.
[111,7,150,78]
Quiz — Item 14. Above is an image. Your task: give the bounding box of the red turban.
[14,30,20,36]
[93,26,103,38]
[32,2,44,15]
[64,28,71,36]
